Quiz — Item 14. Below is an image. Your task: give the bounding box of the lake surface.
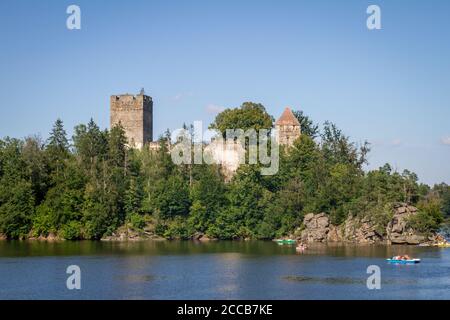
[0,240,449,300]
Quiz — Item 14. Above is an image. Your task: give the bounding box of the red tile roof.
[275,107,300,126]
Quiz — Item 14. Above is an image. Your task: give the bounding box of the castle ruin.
[110,90,153,149]
[110,92,301,177]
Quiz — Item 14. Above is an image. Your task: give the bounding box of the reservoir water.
[0,240,449,300]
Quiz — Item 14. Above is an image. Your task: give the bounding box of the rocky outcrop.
[386,204,425,244]
[101,226,164,241]
[340,214,384,243]
[301,213,333,242]
[27,232,62,241]
[298,212,382,243]
[101,228,216,241]
[192,232,216,241]
[298,204,439,245]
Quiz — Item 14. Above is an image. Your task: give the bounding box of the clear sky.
[0,0,449,185]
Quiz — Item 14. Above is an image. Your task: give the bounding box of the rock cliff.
[297,203,440,245]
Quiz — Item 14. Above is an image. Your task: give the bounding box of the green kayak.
[276,239,296,245]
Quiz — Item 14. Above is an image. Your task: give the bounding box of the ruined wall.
[204,140,245,181]
[110,94,153,148]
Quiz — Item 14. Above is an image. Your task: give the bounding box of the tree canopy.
[0,107,446,240]
[209,102,274,136]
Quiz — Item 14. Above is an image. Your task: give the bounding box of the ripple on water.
[115,274,155,283]
[282,275,418,285]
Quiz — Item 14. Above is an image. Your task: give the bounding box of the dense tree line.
[0,102,448,240]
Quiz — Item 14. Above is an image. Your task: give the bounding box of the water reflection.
[0,240,449,299]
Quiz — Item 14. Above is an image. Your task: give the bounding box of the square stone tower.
[110,91,153,148]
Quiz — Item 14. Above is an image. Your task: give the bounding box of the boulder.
[327,226,341,242]
[303,213,315,223]
[339,214,382,243]
[390,234,407,244]
[386,203,427,245]
[46,232,59,241]
[317,215,330,229]
[397,207,407,214]
[199,235,213,241]
[300,213,332,243]
[406,235,425,245]
[192,232,204,240]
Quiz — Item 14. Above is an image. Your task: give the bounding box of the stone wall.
[204,140,245,181]
[276,124,301,147]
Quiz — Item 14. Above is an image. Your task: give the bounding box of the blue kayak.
[386,258,421,264]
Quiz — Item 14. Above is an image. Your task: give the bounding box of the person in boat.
[392,255,411,260]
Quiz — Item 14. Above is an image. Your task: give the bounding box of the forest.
[0,102,448,240]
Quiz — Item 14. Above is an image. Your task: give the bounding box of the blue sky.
[0,0,449,185]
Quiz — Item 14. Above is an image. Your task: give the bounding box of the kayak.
[386,258,421,264]
[276,239,296,245]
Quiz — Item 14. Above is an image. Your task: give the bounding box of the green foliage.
[292,110,319,139]
[60,220,82,240]
[22,136,50,203]
[124,177,143,217]
[261,178,304,237]
[210,102,274,136]
[31,204,54,237]
[0,108,445,240]
[321,121,370,169]
[0,180,35,238]
[128,212,146,230]
[206,208,241,239]
[154,174,191,219]
[412,195,445,233]
[188,200,208,233]
[407,211,439,234]
[47,119,69,156]
[0,138,35,238]
[189,165,227,232]
[160,216,194,240]
[225,166,266,235]
[433,183,450,217]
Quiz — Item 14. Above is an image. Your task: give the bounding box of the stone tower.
[275,107,301,147]
[110,90,153,149]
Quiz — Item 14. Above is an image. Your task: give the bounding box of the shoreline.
[0,237,446,247]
